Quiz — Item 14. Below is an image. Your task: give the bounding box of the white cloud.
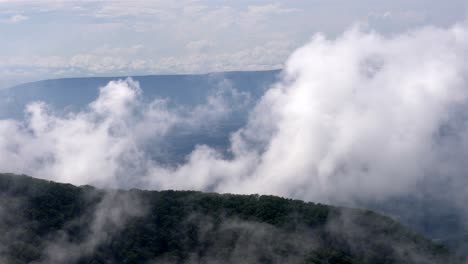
[149,41,290,73]
[367,10,427,25]
[0,40,291,82]
[92,1,190,18]
[0,77,244,186]
[1,6,468,218]
[186,40,215,53]
[241,3,299,25]
[1,0,467,87]
[2,22,468,209]
[3,14,28,23]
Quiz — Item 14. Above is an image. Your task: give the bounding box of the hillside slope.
[1,72,467,256]
[0,173,461,264]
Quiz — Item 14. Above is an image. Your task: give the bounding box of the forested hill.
[0,173,461,264]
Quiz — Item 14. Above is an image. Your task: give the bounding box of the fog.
[1,22,468,209]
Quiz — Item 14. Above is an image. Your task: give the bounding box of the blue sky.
[0,0,467,88]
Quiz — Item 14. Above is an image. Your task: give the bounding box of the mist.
[1,21,468,211]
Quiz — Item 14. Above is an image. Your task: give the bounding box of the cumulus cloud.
[0,78,244,187]
[229,23,468,201]
[142,22,468,204]
[2,22,468,211]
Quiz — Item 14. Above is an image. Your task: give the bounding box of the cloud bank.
[0,78,245,187]
[3,0,467,89]
[2,22,468,208]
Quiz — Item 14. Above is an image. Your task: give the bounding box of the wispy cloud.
[0,77,246,186]
[2,0,466,87]
[3,13,28,23]
[0,40,291,81]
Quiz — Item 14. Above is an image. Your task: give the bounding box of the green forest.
[0,173,461,264]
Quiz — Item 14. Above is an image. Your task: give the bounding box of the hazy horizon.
[1,0,467,88]
[2,1,468,261]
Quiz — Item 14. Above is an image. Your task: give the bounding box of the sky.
[3,1,468,259]
[0,0,467,89]
[2,0,468,248]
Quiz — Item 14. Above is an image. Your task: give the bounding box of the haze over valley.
[1,1,468,263]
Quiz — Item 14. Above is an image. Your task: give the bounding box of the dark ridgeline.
[1,71,467,262]
[0,173,461,264]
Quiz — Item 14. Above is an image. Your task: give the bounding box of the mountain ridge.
[5,69,282,89]
[0,173,461,264]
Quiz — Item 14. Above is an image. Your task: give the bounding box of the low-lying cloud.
[2,21,468,210]
[0,77,246,187]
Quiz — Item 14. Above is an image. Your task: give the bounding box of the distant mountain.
[1,70,468,258]
[363,194,468,257]
[0,173,460,264]
[0,70,280,164]
[0,70,280,120]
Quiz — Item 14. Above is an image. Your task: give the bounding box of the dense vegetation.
[0,173,461,264]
